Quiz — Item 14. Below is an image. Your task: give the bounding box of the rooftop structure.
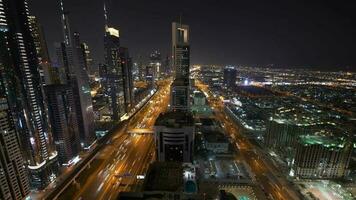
[155,111,194,127]
[143,162,183,192]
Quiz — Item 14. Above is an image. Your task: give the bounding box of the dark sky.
[30,0,356,69]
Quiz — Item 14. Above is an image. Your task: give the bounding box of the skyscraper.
[28,15,53,85]
[171,22,190,111]
[0,0,58,189]
[45,84,80,164]
[56,0,96,149]
[119,47,134,112]
[223,66,237,88]
[72,32,96,148]
[172,22,190,79]
[149,50,162,80]
[0,80,30,199]
[104,26,125,120]
[0,23,31,199]
[163,55,170,77]
[103,1,133,119]
[81,42,96,77]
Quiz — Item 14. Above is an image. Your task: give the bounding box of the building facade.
[223,66,237,88]
[0,28,30,198]
[172,22,190,79]
[1,0,58,189]
[104,26,125,120]
[171,22,190,111]
[28,15,53,85]
[293,135,353,179]
[154,111,195,162]
[56,1,96,149]
[45,84,81,165]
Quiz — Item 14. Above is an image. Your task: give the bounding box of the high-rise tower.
[171,22,190,111]
[103,1,133,120]
[28,15,53,85]
[172,22,190,79]
[0,0,58,189]
[45,84,80,164]
[56,0,96,149]
[0,14,31,198]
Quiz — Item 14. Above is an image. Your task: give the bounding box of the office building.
[56,0,96,149]
[0,0,58,189]
[28,15,53,85]
[45,85,81,164]
[199,65,223,88]
[104,3,134,118]
[145,64,155,86]
[104,26,125,120]
[171,22,190,110]
[154,111,195,162]
[293,135,353,179]
[0,41,30,199]
[136,55,145,81]
[265,119,309,152]
[149,50,161,80]
[223,66,237,88]
[72,32,96,148]
[119,47,134,112]
[172,22,190,79]
[80,42,96,77]
[171,78,190,111]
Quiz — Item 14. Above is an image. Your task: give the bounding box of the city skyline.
[0,0,355,200]
[30,0,356,70]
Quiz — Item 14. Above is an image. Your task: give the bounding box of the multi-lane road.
[196,81,303,200]
[57,81,171,200]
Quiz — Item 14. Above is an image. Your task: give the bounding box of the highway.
[196,81,303,200]
[57,80,171,200]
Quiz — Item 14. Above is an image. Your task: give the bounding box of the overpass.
[127,128,154,135]
[44,87,158,200]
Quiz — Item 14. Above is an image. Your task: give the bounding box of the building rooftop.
[203,130,229,143]
[172,78,189,86]
[199,118,216,126]
[155,111,194,127]
[143,162,183,192]
[299,135,347,149]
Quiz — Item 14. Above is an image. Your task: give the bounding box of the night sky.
[30,0,356,70]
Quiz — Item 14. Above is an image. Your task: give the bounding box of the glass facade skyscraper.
[171,22,190,111]
[0,0,58,189]
[56,0,96,149]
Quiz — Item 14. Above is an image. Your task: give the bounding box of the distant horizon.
[192,64,356,72]
[31,0,356,69]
